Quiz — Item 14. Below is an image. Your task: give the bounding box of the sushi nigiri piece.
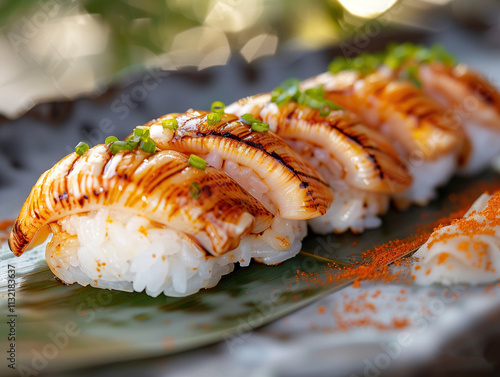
[142,110,333,220]
[358,42,500,174]
[415,61,500,174]
[9,146,307,297]
[413,191,500,285]
[304,69,466,208]
[226,89,412,234]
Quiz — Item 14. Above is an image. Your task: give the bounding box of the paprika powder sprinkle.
[296,198,475,288]
[413,191,500,285]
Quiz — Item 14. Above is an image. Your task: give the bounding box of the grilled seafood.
[142,110,333,220]
[303,70,466,207]
[227,91,412,233]
[9,147,307,296]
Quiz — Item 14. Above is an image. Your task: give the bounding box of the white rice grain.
[46,209,306,297]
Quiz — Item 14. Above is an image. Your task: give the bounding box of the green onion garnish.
[134,128,143,136]
[383,54,400,70]
[282,78,300,94]
[126,128,149,149]
[105,136,118,144]
[270,78,301,106]
[430,43,456,66]
[207,112,222,126]
[108,127,158,155]
[413,48,432,64]
[328,52,383,76]
[240,114,269,132]
[325,99,342,111]
[211,101,225,114]
[75,142,89,156]
[240,113,257,125]
[125,137,139,149]
[251,122,269,132]
[162,118,178,130]
[404,65,422,88]
[140,139,157,153]
[328,43,457,78]
[328,56,351,74]
[188,154,207,170]
[270,79,342,116]
[133,128,150,142]
[305,96,323,110]
[205,101,225,127]
[319,104,331,117]
[189,182,202,199]
[109,141,135,154]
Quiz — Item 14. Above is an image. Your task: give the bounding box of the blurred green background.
[0,0,499,119]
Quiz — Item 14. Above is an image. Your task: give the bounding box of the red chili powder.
[426,192,500,250]
[333,313,410,331]
[162,336,176,350]
[307,290,414,332]
[300,188,500,333]
[297,206,470,288]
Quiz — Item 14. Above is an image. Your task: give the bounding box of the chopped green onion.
[162,118,178,130]
[270,79,342,116]
[75,141,89,156]
[109,141,135,154]
[430,43,456,66]
[107,126,158,155]
[282,78,300,96]
[383,43,417,70]
[319,104,331,117]
[414,48,432,64]
[270,87,283,103]
[328,43,457,79]
[240,113,257,125]
[240,114,269,132]
[140,139,157,153]
[128,135,139,142]
[352,56,365,71]
[207,112,222,126]
[305,97,323,110]
[328,56,351,74]
[105,136,118,144]
[270,78,301,106]
[400,65,421,88]
[328,53,384,76]
[251,122,269,132]
[125,136,140,149]
[304,87,324,98]
[188,154,207,170]
[383,54,401,70]
[211,101,225,114]
[133,128,150,141]
[204,101,226,127]
[189,182,202,199]
[325,99,342,111]
[391,42,415,60]
[383,42,456,70]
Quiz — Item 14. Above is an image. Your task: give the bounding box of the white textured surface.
[159,279,500,377]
